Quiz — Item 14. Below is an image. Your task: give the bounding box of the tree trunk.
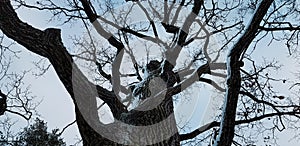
[214,0,274,145]
[0,1,180,145]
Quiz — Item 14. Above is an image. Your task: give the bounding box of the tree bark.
[214,0,274,146]
[0,0,180,145]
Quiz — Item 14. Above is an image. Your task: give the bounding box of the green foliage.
[12,118,66,146]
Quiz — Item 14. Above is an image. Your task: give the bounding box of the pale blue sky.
[1,1,299,146]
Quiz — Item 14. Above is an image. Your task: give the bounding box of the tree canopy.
[0,0,300,145]
[0,118,65,146]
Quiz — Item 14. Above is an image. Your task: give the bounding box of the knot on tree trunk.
[43,28,62,44]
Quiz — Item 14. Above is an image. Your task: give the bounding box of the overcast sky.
[2,1,299,146]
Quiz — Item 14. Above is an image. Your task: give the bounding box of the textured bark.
[0,90,7,115]
[215,0,274,146]
[0,0,180,145]
[0,1,114,145]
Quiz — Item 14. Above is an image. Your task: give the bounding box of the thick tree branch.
[179,121,219,141]
[215,0,274,146]
[0,90,7,115]
[259,26,300,31]
[95,61,111,81]
[79,0,125,98]
[166,0,204,65]
[96,15,164,44]
[136,2,159,37]
[199,78,225,92]
[0,1,125,145]
[169,63,226,96]
[179,111,300,142]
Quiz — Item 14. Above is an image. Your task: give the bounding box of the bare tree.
[0,0,300,145]
[0,32,40,145]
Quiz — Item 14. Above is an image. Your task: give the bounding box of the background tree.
[0,0,300,146]
[0,118,65,146]
[0,34,38,120]
[0,27,41,145]
[14,118,65,146]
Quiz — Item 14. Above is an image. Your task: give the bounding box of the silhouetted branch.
[58,120,77,136]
